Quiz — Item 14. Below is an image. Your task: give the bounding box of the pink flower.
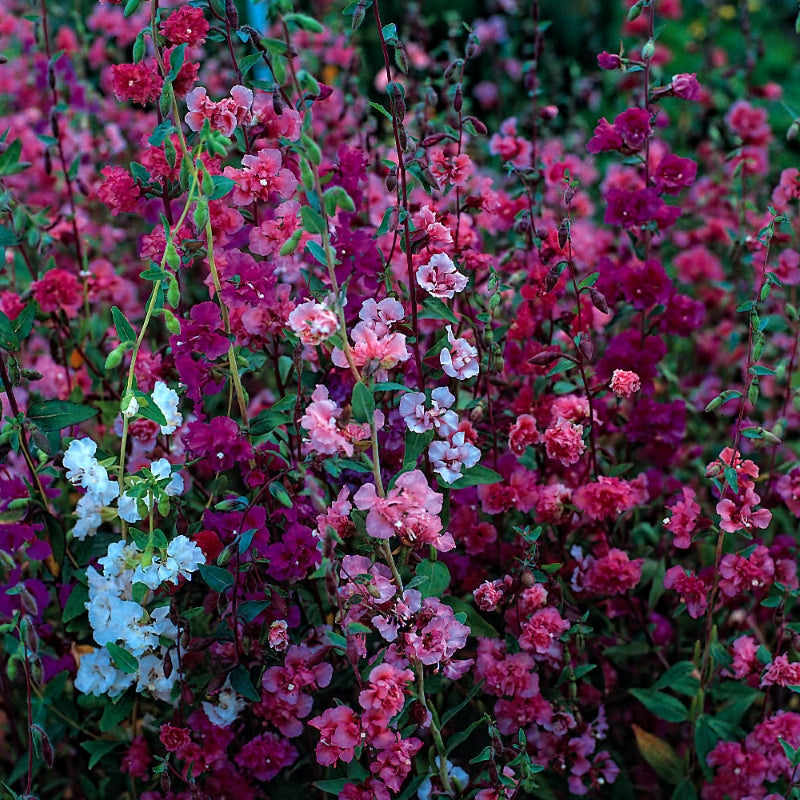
[664,487,701,549]
[309,705,361,766]
[609,369,641,398]
[543,416,585,467]
[358,663,414,717]
[428,431,481,483]
[111,61,163,105]
[31,269,83,318]
[300,385,371,457]
[579,548,643,596]
[417,204,453,249]
[440,325,479,380]
[416,253,468,299]
[663,566,708,618]
[403,598,471,668]
[597,51,621,70]
[287,300,339,345]
[719,545,775,597]
[160,5,209,46]
[224,147,298,205]
[716,487,771,534]
[97,165,140,215]
[430,149,474,187]
[474,580,504,612]
[354,470,454,551]
[399,387,457,436]
[234,732,298,781]
[761,654,800,688]
[729,635,759,680]
[653,153,697,195]
[186,85,254,137]
[671,73,701,101]
[489,117,533,167]
[371,735,423,791]
[572,475,645,520]
[508,414,540,456]
[519,606,570,661]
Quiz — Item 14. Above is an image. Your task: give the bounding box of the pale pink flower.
[428,431,481,483]
[508,414,540,456]
[287,300,339,345]
[309,706,361,766]
[418,204,453,249]
[185,85,253,137]
[300,385,373,457]
[399,387,458,435]
[416,253,468,299]
[761,654,800,688]
[430,148,474,187]
[543,416,585,467]
[610,369,641,398]
[440,325,479,380]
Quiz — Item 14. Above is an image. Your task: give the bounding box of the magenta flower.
[309,705,361,766]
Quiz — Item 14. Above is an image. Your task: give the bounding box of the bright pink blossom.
[543,416,585,467]
[309,705,361,766]
[610,369,641,398]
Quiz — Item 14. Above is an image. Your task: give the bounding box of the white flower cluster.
[64,438,185,538]
[63,438,119,540]
[75,536,205,699]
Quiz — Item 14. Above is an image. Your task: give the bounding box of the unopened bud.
[453,85,463,113]
[388,82,405,121]
[470,403,484,422]
[465,34,480,60]
[544,265,562,293]
[577,332,595,362]
[397,124,408,152]
[182,684,194,704]
[589,287,609,314]
[163,651,173,679]
[225,0,238,27]
[641,39,656,61]
[539,104,559,121]
[788,120,800,143]
[29,657,43,686]
[385,169,398,193]
[394,42,409,74]
[19,585,38,617]
[351,0,366,30]
[564,186,575,207]
[557,220,569,250]
[443,59,464,82]
[528,350,562,366]
[464,115,488,135]
[521,569,535,588]
[628,1,643,21]
[272,86,284,115]
[31,724,53,767]
[160,772,171,793]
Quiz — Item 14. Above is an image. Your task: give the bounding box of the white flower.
[75,647,135,697]
[150,458,184,496]
[166,535,205,581]
[137,650,178,701]
[399,387,458,435]
[117,492,143,523]
[202,677,245,727]
[151,381,182,434]
[64,438,115,497]
[121,393,139,419]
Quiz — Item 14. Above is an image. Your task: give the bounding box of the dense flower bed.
[3,0,800,798]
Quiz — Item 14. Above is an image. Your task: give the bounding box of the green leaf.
[81,740,119,770]
[249,409,292,436]
[351,381,375,424]
[407,560,450,598]
[111,306,136,344]
[284,12,325,32]
[198,563,234,593]
[420,296,459,325]
[0,225,19,247]
[99,692,134,732]
[105,642,139,675]
[229,664,260,702]
[63,584,88,624]
[369,101,393,122]
[27,400,97,431]
[654,661,701,696]
[633,724,684,784]
[0,311,19,351]
[209,175,235,200]
[0,139,26,176]
[313,780,351,796]
[301,204,326,235]
[630,688,688,723]
[403,429,434,470]
[440,463,501,489]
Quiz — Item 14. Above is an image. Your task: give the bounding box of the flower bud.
[225,0,238,27]
[589,287,609,314]
[394,42,409,74]
[385,169,397,193]
[465,34,480,60]
[351,0,367,30]
[464,115,488,135]
[788,120,800,142]
[544,265,562,293]
[453,84,463,113]
[31,724,53,768]
[628,1,643,21]
[641,39,656,61]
